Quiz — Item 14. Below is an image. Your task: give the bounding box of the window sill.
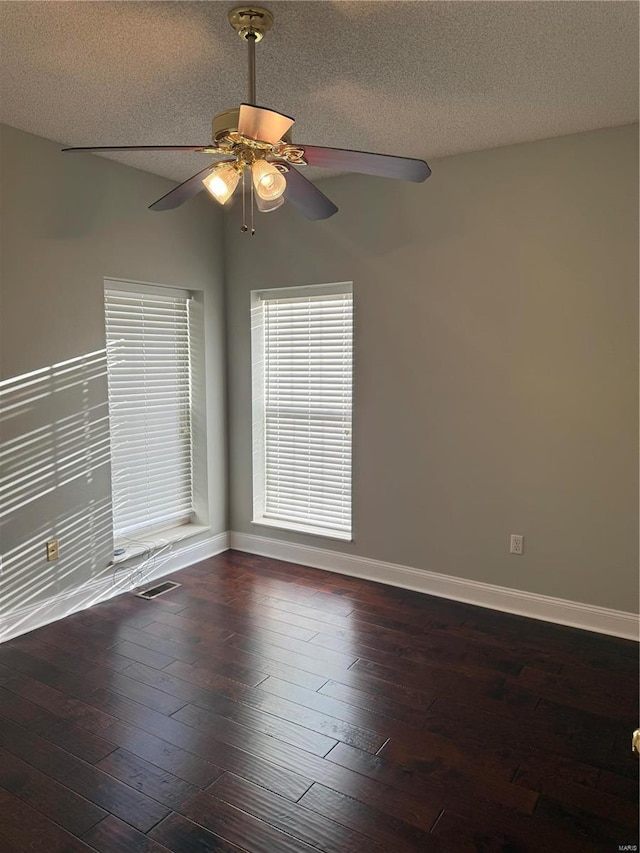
[111,523,211,565]
[252,517,352,543]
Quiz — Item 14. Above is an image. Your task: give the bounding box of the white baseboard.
[4,529,637,644]
[0,531,229,644]
[229,531,639,641]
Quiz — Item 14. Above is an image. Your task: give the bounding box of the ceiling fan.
[63,5,431,233]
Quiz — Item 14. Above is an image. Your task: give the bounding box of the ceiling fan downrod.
[228,6,276,234]
[228,6,274,106]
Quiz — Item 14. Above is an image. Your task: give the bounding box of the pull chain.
[250,170,255,235]
[241,166,247,232]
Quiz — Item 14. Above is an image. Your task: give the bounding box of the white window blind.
[105,281,193,539]
[252,284,353,540]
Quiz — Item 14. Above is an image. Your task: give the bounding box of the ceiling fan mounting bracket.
[228,6,273,42]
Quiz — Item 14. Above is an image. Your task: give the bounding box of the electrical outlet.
[510,534,524,555]
[46,539,59,561]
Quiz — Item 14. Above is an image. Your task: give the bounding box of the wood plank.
[164,652,327,693]
[518,665,638,719]
[0,716,170,832]
[326,741,539,817]
[534,794,636,848]
[225,630,359,677]
[0,645,187,718]
[509,751,600,789]
[299,782,442,853]
[96,747,200,809]
[425,696,625,773]
[259,675,514,777]
[318,677,437,727]
[160,604,318,643]
[171,701,338,759]
[0,688,116,764]
[97,720,223,787]
[346,655,538,714]
[99,712,313,802]
[82,815,173,852]
[226,629,360,670]
[9,631,134,673]
[183,724,442,833]
[208,772,387,853]
[596,768,640,803]
[421,624,564,674]
[148,812,250,853]
[0,684,67,733]
[0,660,116,733]
[179,789,326,853]
[0,745,107,835]
[431,806,604,853]
[0,788,95,852]
[258,593,359,629]
[328,663,538,724]
[134,618,231,652]
[108,640,176,670]
[528,776,638,828]
[71,613,215,668]
[123,661,386,754]
[310,623,531,676]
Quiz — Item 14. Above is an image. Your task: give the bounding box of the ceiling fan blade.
[238,104,295,145]
[149,163,232,211]
[63,145,218,153]
[297,145,431,182]
[282,166,338,221]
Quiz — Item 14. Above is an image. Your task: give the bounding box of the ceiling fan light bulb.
[252,160,286,201]
[202,163,240,204]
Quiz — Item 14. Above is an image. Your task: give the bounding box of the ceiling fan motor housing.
[212,108,292,145]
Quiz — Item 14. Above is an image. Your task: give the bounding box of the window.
[104,280,194,541]
[251,283,353,540]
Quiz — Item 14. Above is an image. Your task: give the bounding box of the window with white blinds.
[251,283,353,540]
[104,281,193,540]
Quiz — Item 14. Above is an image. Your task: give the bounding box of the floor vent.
[136,581,181,600]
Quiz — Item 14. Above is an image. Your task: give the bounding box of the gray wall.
[224,124,639,613]
[0,124,227,619]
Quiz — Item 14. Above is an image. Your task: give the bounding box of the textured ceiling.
[0,1,638,184]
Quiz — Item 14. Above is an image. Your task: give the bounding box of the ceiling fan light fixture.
[202,163,240,204]
[255,193,285,213]
[252,159,286,201]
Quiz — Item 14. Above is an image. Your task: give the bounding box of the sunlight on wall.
[0,347,212,640]
[0,350,114,625]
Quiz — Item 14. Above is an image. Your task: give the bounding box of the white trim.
[113,523,211,563]
[0,532,229,644]
[254,282,353,302]
[250,285,354,541]
[229,531,639,641]
[104,277,191,300]
[252,517,352,541]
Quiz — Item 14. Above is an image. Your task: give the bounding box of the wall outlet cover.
[510,534,524,555]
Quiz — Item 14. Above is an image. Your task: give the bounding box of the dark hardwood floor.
[0,550,637,852]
